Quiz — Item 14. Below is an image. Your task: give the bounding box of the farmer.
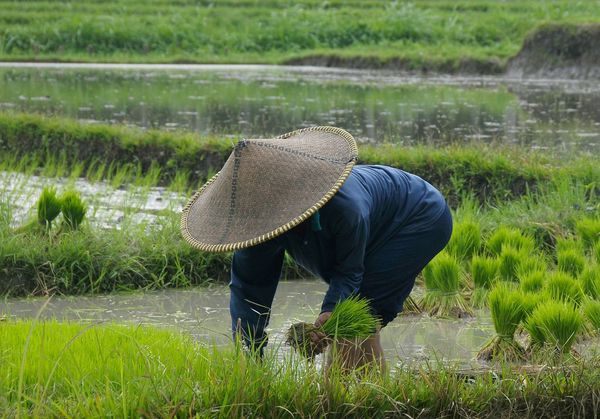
[181,126,452,370]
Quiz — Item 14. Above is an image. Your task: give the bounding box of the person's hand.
[307,311,331,355]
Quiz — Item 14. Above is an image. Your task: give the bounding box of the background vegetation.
[1,1,600,71]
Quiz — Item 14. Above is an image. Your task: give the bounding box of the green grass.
[0,1,599,72]
[3,319,600,417]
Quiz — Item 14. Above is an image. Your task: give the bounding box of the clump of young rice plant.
[446,220,481,261]
[555,237,584,253]
[545,272,583,306]
[593,242,600,265]
[557,249,586,278]
[470,255,499,308]
[520,271,545,293]
[583,299,600,332]
[419,252,471,317]
[517,255,548,277]
[477,283,526,361]
[524,300,583,355]
[575,218,600,249]
[580,267,600,299]
[37,186,62,230]
[286,296,379,358]
[486,226,535,256]
[60,190,87,230]
[498,246,527,282]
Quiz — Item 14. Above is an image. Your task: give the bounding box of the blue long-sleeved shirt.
[230,165,446,345]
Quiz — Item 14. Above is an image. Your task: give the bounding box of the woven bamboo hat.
[181,126,358,252]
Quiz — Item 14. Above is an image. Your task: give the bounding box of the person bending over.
[181,126,452,370]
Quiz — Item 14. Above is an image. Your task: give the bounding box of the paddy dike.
[287,24,600,79]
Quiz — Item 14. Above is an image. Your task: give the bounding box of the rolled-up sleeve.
[320,210,369,313]
[230,240,284,350]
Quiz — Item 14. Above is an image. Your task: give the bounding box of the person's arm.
[230,239,285,353]
[320,209,369,313]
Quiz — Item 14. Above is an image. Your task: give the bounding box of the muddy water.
[0,280,493,367]
[0,63,599,152]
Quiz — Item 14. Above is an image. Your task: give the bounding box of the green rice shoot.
[419,252,472,317]
[524,300,583,355]
[446,220,481,261]
[498,245,527,282]
[486,226,535,256]
[545,272,584,306]
[470,255,499,308]
[580,267,600,300]
[557,249,586,278]
[593,241,600,265]
[37,186,62,229]
[583,299,600,332]
[60,190,87,230]
[575,218,600,249]
[520,271,545,293]
[477,282,526,361]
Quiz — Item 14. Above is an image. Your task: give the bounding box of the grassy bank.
[1,319,600,417]
[1,1,600,73]
[2,112,599,205]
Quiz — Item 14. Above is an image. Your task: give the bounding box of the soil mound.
[507,24,600,79]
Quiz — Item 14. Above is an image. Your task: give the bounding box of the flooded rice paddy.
[1,63,599,152]
[0,280,493,367]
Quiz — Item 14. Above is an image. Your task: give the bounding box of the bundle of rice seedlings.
[575,218,600,249]
[517,255,548,277]
[446,220,481,261]
[470,255,499,308]
[583,299,600,332]
[60,191,87,230]
[524,300,583,355]
[477,283,526,361]
[486,227,535,256]
[520,271,545,293]
[545,272,584,306]
[594,242,600,265]
[286,296,379,358]
[580,267,600,299]
[37,186,62,230]
[419,252,471,317]
[498,246,527,282]
[555,237,584,253]
[557,249,586,278]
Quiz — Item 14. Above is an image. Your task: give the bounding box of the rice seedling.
[555,237,584,253]
[498,246,527,282]
[517,255,548,277]
[575,218,600,249]
[545,272,584,306]
[583,299,600,332]
[470,255,499,308]
[486,227,535,256]
[594,241,600,265]
[524,300,583,355]
[59,190,87,230]
[477,282,526,361]
[520,271,545,293]
[419,252,472,317]
[286,296,379,358]
[446,220,481,261]
[36,186,62,230]
[580,267,600,300]
[557,249,586,278]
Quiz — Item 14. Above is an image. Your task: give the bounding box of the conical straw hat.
[181,126,358,252]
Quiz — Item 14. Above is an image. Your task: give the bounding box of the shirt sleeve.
[229,239,285,351]
[320,209,369,313]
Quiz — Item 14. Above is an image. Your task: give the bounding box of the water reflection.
[0,65,598,152]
